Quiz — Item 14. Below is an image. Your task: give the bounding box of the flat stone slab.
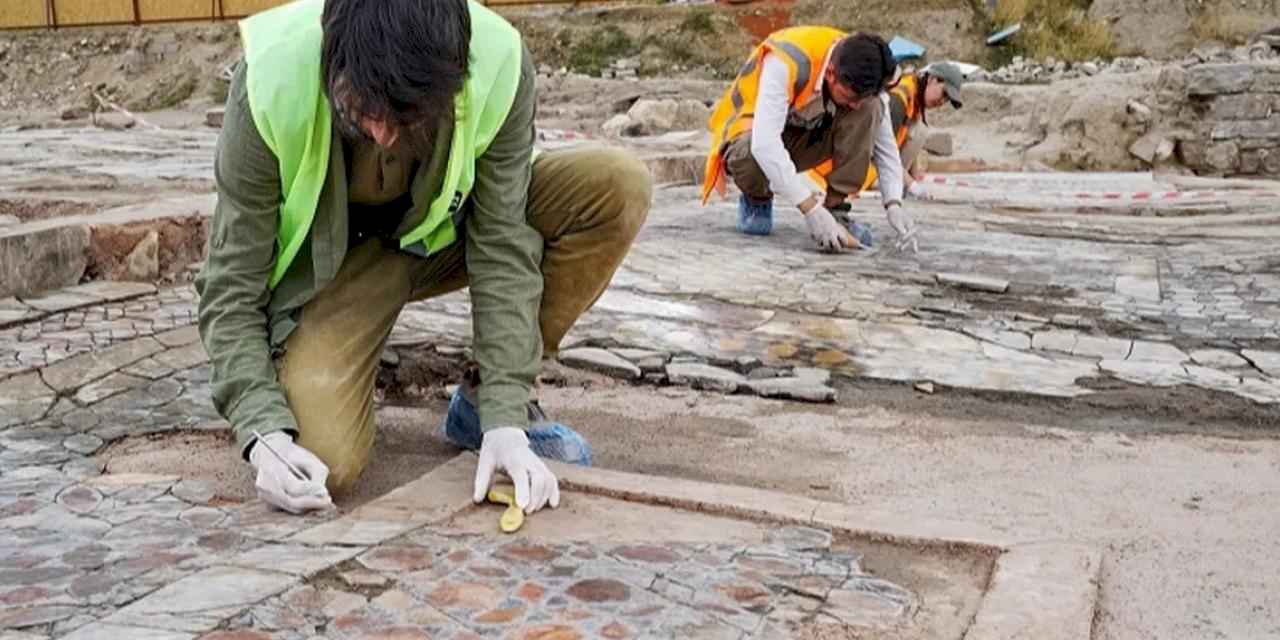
[0,371,56,429]
[965,543,1101,640]
[1115,274,1161,302]
[1243,350,1280,377]
[39,337,165,392]
[17,289,101,314]
[103,567,297,632]
[665,362,746,392]
[67,281,157,302]
[558,347,642,380]
[746,376,836,402]
[1190,348,1250,369]
[937,272,1010,293]
[0,296,37,326]
[0,225,90,300]
[1127,340,1187,363]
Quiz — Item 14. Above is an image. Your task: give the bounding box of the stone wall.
[1178,62,1280,176]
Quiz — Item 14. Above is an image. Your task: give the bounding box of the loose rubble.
[972,42,1279,85]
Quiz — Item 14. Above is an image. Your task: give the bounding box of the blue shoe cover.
[736,194,774,236]
[441,385,593,466]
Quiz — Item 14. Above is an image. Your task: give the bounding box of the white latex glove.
[473,427,560,514]
[904,181,931,201]
[248,432,333,514]
[886,204,919,253]
[803,205,858,253]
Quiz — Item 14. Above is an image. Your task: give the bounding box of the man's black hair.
[321,0,471,143]
[832,33,896,96]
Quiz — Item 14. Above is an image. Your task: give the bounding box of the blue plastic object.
[737,194,774,236]
[848,220,874,248]
[888,36,927,63]
[987,23,1022,46]
[441,385,593,466]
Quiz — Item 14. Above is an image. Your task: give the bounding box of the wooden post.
[132,0,142,25]
[47,0,59,29]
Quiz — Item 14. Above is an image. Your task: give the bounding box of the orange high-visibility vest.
[700,26,846,205]
[888,72,922,145]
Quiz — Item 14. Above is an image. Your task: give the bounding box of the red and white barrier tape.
[921,175,1280,202]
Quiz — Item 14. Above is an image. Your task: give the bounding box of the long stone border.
[0,194,214,299]
[279,454,1102,640]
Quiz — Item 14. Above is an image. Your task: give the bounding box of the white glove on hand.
[248,432,332,514]
[473,427,560,515]
[804,205,858,253]
[904,181,931,201]
[886,204,919,253]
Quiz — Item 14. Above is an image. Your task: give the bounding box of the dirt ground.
[1,0,1275,119]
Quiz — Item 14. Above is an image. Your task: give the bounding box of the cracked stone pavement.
[2,125,1280,638]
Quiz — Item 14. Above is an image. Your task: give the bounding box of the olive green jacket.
[195,45,542,456]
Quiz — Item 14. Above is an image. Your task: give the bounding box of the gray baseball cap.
[924,62,965,108]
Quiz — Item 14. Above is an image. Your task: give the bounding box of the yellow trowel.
[486,486,525,533]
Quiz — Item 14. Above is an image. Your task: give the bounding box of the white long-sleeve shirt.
[749,53,904,209]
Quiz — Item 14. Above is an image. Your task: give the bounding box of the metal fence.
[0,0,558,30]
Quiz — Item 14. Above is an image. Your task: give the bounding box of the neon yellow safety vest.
[239,0,523,288]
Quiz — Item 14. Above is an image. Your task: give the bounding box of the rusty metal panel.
[0,0,48,28]
[52,0,134,25]
[138,0,212,21]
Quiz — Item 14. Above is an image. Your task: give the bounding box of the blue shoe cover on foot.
[736,195,774,236]
[848,220,874,248]
[441,386,592,466]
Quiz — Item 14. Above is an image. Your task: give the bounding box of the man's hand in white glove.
[886,204,919,253]
[248,432,332,514]
[803,205,859,253]
[473,427,560,515]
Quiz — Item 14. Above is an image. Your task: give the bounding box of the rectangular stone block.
[17,290,100,314]
[0,225,90,300]
[1031,330,1078,354]
[1177,140,1207,166]
[60,623,195,640]
[965,544,1101,640]
[0,297,36,327]
[39,337,165,392]
[1241,151,1264,174]
[67,281,157,303]
[1187,63,1255,96]
[1211,119,1280,141]
[0,372,56,429]
[1115,275,1160,302]
[152,342,209,371]
[1211,93,1274,120]
[936,272,1009,293]
[1253,69,1280,93]
[1072,336,1132,361]
[105,566,296,627]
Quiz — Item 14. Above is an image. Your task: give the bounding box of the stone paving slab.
[964,543,1102,640]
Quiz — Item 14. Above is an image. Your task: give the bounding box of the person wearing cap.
[886,62,965,200]
[701,28,919,253]
[812,62,966,230]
